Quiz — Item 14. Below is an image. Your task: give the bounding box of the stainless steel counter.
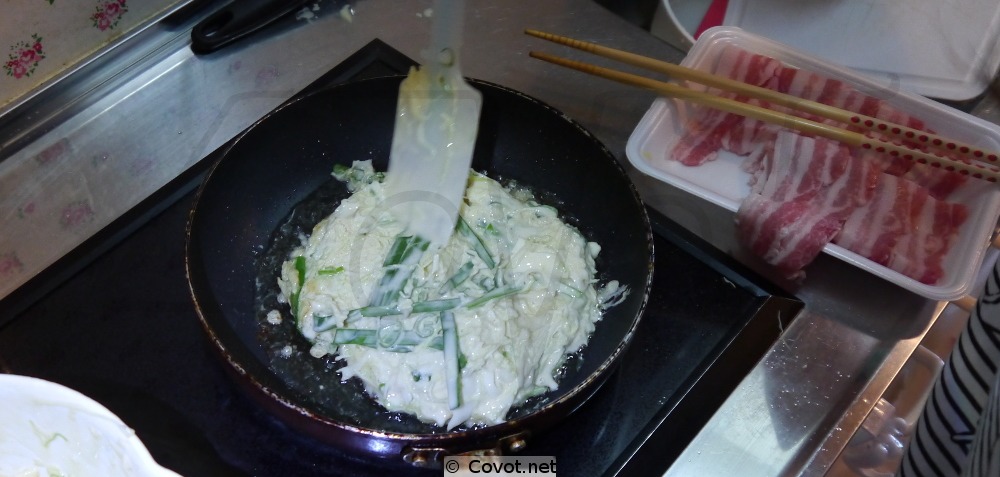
[2,0,997,475]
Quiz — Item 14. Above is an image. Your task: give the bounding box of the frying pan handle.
[402,432,531,468]
[191,0,311,54]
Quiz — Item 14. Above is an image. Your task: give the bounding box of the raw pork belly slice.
[736,132,879,280]
[902,164,967,200]
[667,47,963,187]
[750,131,879,205]
[834,174,909,266]
[736,195,843,280]
[713,44,783,88]
[661,45,975,284]
[673,95,782,164]
[671,108,744,165]
[858,150,967,200]
[888,194,968,284]
[737,132,968,284]
[833,175,969,284]
[669,46,782,166]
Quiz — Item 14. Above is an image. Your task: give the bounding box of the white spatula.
[384,0,482,250]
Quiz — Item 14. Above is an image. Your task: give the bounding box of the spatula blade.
[384,0,481,249]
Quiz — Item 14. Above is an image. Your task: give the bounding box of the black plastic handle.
[191,0,312,54]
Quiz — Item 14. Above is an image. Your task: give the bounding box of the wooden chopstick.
[953,294,977,312]
[525,29,1000,168]
[526,50,1000,182]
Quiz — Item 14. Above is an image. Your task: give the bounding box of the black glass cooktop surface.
[0,40,802,477]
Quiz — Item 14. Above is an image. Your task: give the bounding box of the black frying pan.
[185,76,653,466]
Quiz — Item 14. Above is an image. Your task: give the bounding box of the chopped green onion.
[465,285,522,309]
[382,234,429,267]
[294,255,307,283]
[456,216,495,269]
[370,235,429,307]
[317,266,345,276]
[556,280,583,299]
[313,315,337,333]
[333,329,376,346]
[440,261,474,293]
[412,298,461,313]
[44,432,67,448]
[331,163,351,180]
[382,235,410,266]
[351,305,402,317]
[441,311,462,409]
[492,266,507,287]
[420,336,445,351]
[413,288,430,303]
[345,308,363,325]
[332,162,382,189]
[29,421,67,449]
[290,256,307,319]
[473,270,496,290]
[333,329,443,351]
[377,319,404,348]
[397,333,444,351]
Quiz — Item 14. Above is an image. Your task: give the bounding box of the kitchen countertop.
[2,0,998,475]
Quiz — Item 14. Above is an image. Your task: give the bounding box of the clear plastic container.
[626,26,1000,301]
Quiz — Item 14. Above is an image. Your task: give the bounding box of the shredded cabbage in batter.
[277,161,623,429]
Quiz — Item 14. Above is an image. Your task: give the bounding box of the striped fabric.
[899,263,1000,477]
[962,372,1000,476]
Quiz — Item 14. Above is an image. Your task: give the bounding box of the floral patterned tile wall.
[1,0,186,110]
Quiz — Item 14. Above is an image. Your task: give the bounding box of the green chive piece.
[456,217,495,269]
[313,315,337,333]
[331,163,351,180]
[332,329,444,352]
[422,336,445,351]
[317,266,345,276]
[355,305,402,317]
[345,308,363,325]
[382,235,410,267]
[290,255,307,319]
[441,311,462,409]
[440,262,474,294]
[556,280,583,299]
[412,298,461,313]
[370,235,430,307]
[397,331,443,350]
[464,285,522,309]
[333,329,376,346]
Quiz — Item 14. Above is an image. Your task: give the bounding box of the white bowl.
[0,374,180,477]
